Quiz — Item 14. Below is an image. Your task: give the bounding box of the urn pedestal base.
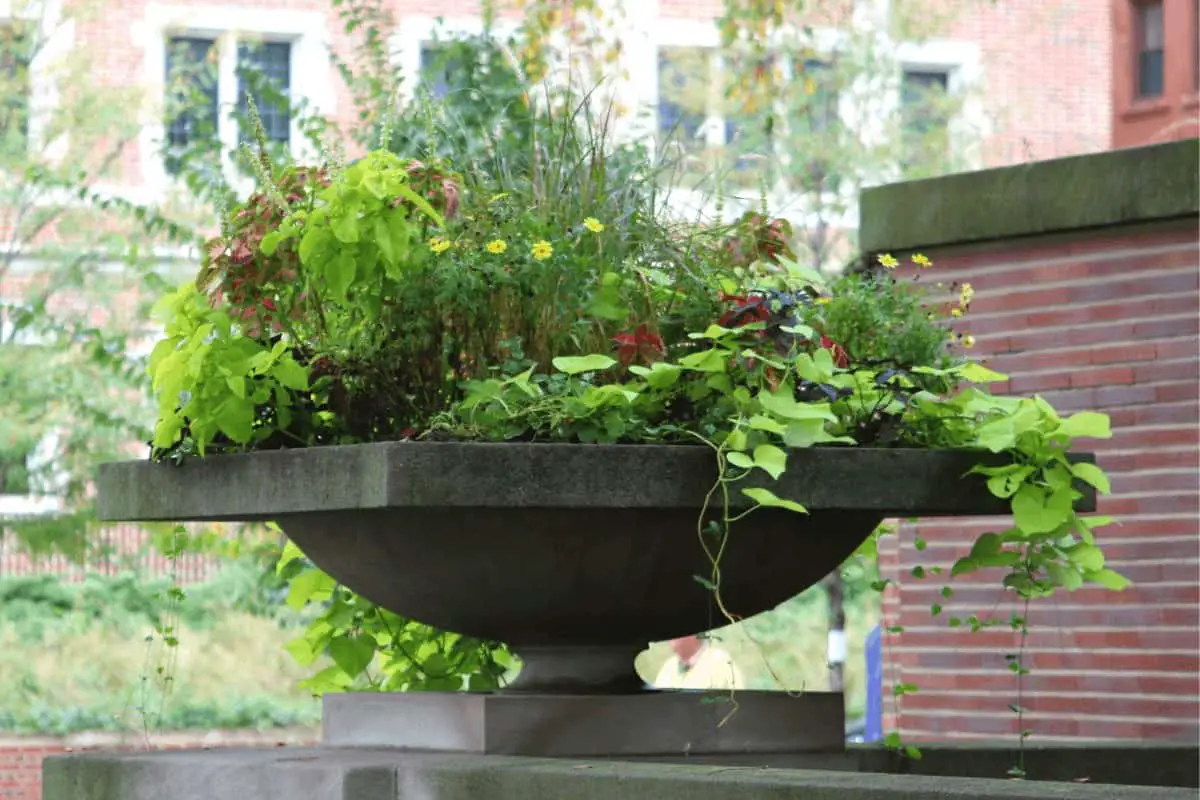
[322,690,845,757]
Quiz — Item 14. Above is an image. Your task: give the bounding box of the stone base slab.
[42,747,1191,800]
[322,690,845,756]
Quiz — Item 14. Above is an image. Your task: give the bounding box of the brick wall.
[0,728,317,800]
[879,219,1200,743]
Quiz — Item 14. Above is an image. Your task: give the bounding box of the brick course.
[880,220,1200,744]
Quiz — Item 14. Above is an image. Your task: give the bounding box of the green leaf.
[283,636,318,666]
[757,389,836,421]
[276,539,306,575]
[1088,567,1131,591]
[727,452,754,470]
[950,557,978,577]
[678,348,729,372]
[795,352,832,383]
[968,532,1003,559]
[688,324,735,340]
[747,414,787,434]
[297,665,355,695]
[1057,411,1112,440]
[286,568,336,610]
[329,634,377,678]
[273,358,309,391]
[742,487,808,514]
[1012,485,1072,535]
[958,362,1009,384]
[326,251,357,300]
[1066,543,1105,572]
[391,184,446,227]
[215,399,255,443]
[752,444,788,480]
[644,362,682,389]
[374,216,396,266]
[1071,462,1111,495]
[331,210,361,243]
[225,375,246,398]
[260,230,284,256]
[974,419,1015,452]
[552,354,617,374]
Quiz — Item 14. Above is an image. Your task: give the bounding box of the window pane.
[657,47,710,146]
[237,41,292,145]
[1139,2,1164,50]
[0,22,33,150]
[795,59,839,133]
[1138,50,1165,96]
[900,69,950,135]
[164,37,218,149]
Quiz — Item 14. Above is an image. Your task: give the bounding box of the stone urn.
[97,442,1095,757]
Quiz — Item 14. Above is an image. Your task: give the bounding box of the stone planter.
[97,442,1095,757]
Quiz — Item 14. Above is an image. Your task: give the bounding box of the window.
[0,20,32,151]
[419,43,476,100]
[899,68,951,175]
[237,40,292,145]
[783,58,842,192]
[656,47,777,181]
[795,59,840,134]
[164,37,218,152]
[657,46,713,154]
[162,35,294,170]
[1134,1,1164,98]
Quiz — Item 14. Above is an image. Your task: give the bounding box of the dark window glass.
[901,69,950,135]
[657,47,709,148]
[164,37,218,149]
[237,40,292,144]
[1135,1,1164,98]
[420,43,478,100]
[796,59,839,133]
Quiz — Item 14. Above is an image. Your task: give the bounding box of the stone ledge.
[322,691,845,756]
[42,747,1196,800]
[859,139,1200,255]
[96,442,1095,522]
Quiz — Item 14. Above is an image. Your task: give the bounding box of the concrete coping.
[859,138,1200,255]
[41,747,1199,800]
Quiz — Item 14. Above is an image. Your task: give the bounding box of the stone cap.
[859,138,1200,255]
[95,442,1096,522]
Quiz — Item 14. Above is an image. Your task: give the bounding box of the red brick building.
[864,140,1199,744]
[1111,0,1200,148]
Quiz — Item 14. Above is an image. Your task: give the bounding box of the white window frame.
[136,3,335,201]
[890,39,986,176]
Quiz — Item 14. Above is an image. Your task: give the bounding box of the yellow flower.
[486,239,508,254]
[877,253,898,269]
[429,236,451,254]
[962,334,976,349]
[911,253,932,268]
[531,240,554,260]
[960,282,975,305]
[950,307,963,318]
[816,296,832,305]
[583,217,605,233]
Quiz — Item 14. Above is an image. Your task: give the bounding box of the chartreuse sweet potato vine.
[143,131,1125,752]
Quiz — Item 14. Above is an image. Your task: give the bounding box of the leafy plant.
[133,17,1124,764]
